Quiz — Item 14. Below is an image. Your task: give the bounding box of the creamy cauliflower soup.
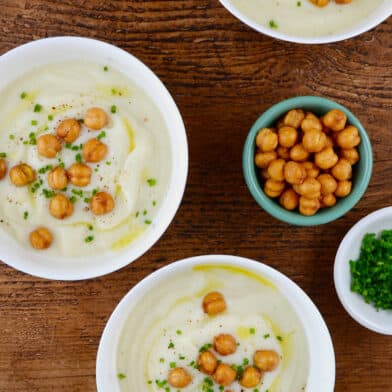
[227,0,384,37]
[0,62,171,257]
[117,265,309,391]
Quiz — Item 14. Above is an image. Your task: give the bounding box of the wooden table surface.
[0,1,391,391]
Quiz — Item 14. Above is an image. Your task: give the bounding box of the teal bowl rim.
[243,96,373,226]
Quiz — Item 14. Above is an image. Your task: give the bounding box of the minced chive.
[23,211,29,220]
[0,152,7,158]
[105,161,111,166]
[34,104,42,112]
[199,343,212,352]
[70,196,78,204]
[85,235,94,243]
[269,19,278,29]
[176,329,182,335]
[145,220,152,225]
[277,335,283,341]
[31,120,38,126]
[263,333,270,339]
[117,373,126,380]
[9,134,15,140]
[350,230,392,310]
[147,178,157,186]
[250,327,256,335]
[104,65,109,71]
[168,341,175,349]
[97,131,106,140]
[111,105,117,114]
[75,153,82,163]
[297,1,301,6]
[169,362,176,369]
[48,114,54,121]
[88,225,93,231]
[159,358,164,363]
[20,91,27,99]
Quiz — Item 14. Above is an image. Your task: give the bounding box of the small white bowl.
[96,255,335,391]
[219,0,392,44]
[334,207,392,335]
[0,37,188,280]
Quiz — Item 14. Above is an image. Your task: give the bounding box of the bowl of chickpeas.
[243,96,373,226]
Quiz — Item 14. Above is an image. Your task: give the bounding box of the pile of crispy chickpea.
[310,0,351,7]
[0,107,115,250]
[167,291,280,389]
[254,108,361,216]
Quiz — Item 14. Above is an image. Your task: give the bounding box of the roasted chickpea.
[279,188,299,210]
[37,134,62,158]
[83,138,108,163]
[322,109,347,132]
[198,351,218,375]
[299,196,320,216]
[322,193,337,207]
[289,143,310,162]
[314,147,338,170]
[302,162,319,179]
[317,173,338,195]
[0,158,7,180]
[67,163,92,187]
[310,0,330,6]
[295,178,321,199]
[278,126,298,148]
[90,191,115,215]
[264,179,285,198]
[341,148,360,165]
[301,112,322,133]
[254,350,280,372]
[283,161,306,185]
[29,227,53,250]
[331,158,352,181]
[336,126,361,149]
[84,107,108,130]
[302,129,326,153]
[9,163,36,186]
[202,291,227,315]
[277,146,290,160]
[256,128,278,152]
[335,180,352,197]
[240,366,262,388]
[212,363,237,386]
[48,166,68,190]
[267,159,285,181]
[213,334,237,356]
[56,119,81,142]
[283,109,305,128]
[49,194,74,220]
[168,368,192,388]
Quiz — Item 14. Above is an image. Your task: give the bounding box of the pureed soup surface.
[117,265,309,391]
[0,62,171,257]
[228,0,384,37]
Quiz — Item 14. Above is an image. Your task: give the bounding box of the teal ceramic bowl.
[243,96,373,226]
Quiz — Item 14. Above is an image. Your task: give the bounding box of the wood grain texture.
[0,1,391,391]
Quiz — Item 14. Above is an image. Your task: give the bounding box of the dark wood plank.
[0,1,391,390]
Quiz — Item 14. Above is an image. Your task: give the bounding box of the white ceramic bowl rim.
[219,0,392,44]
[96,255,336,392]
[334,207,392,335]
[0,37,188,281]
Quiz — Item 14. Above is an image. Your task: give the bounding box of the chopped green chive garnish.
[145,220,152,225]
[85,236,94,243]
[31,120,38,126]
[143,209,147,216]
[263,333,270,339]
[23,211,29,220]
[34,104,42,113]
[42,189,55,198]
[147,178,157,186]
[103,65,109,72]
[269,20,278,29]
[176,329,182,335]
[105,161,111,166]
[9,134,15,140]
[249,327,256,335]
[38,165,53,174]
[297,1,301,6]
[20,92,27,99]
[111,105,117,114]
[75,153,82,163]
[168,341,175,349]
[0,152,7,158]
[169,362,176,369]
[48,114,54,121]
[277,335,283,341]
[117,373,126,380]
[159,358,165,363]
[199,343,212,352]
[69,195,78,204]
[152,200,157,206]
[97,131,106,140]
